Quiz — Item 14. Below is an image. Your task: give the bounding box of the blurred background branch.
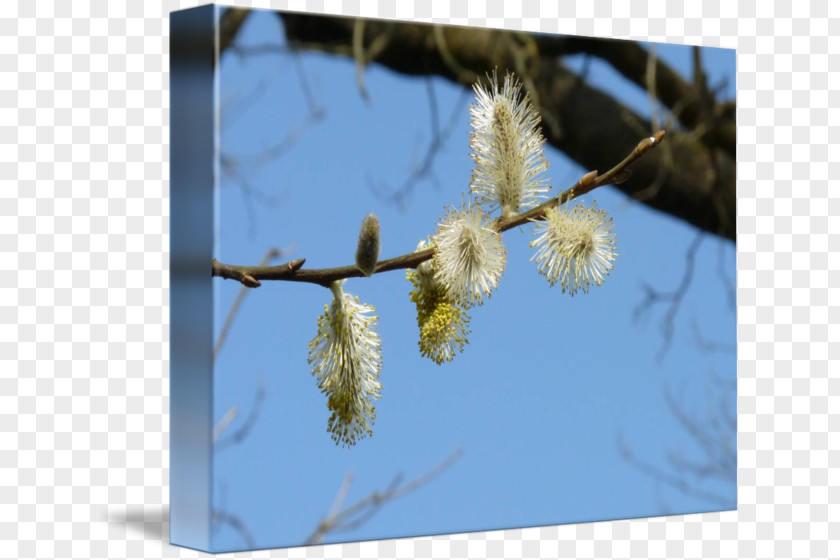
[304,447,464,545]
[215,8,735,242]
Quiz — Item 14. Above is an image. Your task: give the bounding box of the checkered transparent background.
[1,0,836,558]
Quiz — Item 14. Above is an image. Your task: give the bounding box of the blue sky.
[209,8,736,552]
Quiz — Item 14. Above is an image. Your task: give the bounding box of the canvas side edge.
[169,4,217,553]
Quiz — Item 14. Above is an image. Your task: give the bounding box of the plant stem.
[211,131,665,288]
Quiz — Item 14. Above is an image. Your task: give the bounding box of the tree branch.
[546,36,734,154]
[304,447,463,545]
[214,10,735,241]
[275,14,735,241]
[211,131,665,289]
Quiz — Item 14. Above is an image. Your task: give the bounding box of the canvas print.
[171,5,736,553]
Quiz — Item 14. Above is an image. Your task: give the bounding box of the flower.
[469,71,550,217]
[407,240,471,364]
[530,201,617,295]
[433,203,507,307]
[307,281,383,447]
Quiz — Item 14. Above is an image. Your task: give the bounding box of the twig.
[291,50,325,120]
[353,19,370,103]
[212,257,306,286]
[214,381,267,453]
[692,45,715,108]
[220,75,273,132]
[645,44,661,133]
[717,240,736,311]
[231,43,292,57]
[373,81,470,210]
[690,319,736,355]
[618,374,736,512]
[616,434,732,508]
[217,7,251,62]
[220,44,326,238]
[662,385,736,480]
[633,229,703,361]
[221,119,313,240]
[432,25,477,85]
[212,406,238,442]
[212,131,666,288]
[212,509,257,549]
[304,447,463,545]
[326,472,355,521]
[627,45,682,206]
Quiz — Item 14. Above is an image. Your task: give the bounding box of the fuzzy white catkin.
[469,71,550,216]
[433,203,507,307]
[530,202,617,295]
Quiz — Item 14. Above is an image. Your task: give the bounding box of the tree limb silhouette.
[212,10,736,242]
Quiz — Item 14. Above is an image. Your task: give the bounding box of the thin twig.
[616,435,732,508]
[353,19,370,103]
[646,45,661,133]
[217,7,251,61]
[692,45,715,109]
[214,381,267,453]
[373,82,470,210]
[291,50,325,120]
[220,46,326,238]
[212,509,257,549]
[231,43,292,57]
[326,472,355,521]
[633,229,703,361]
[212,406,238,442]
[303,447,463,545]
[213,131,666,288]
[328,474,404,535]
[662,386,734,479]
[717,240,736,311]
[432,25,477,85]
[690,319,736,355]
[220,75,273,132]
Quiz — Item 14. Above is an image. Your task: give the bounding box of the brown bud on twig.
[636,130,667,155]
[241,274,261,288]
[355,213,381,277]
[287,258,306,272]
[579,170,598,188]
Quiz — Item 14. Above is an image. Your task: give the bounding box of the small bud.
[355,213,380,277]
[241,274,261,288]
[579,170,598,188]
